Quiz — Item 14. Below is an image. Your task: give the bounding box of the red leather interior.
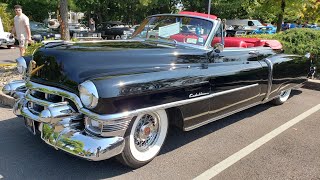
[170,34,208,45]
[212,37,264,48]
[169,34,283,50]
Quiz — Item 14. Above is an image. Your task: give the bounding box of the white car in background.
[69,23,89,36]
[0,17,15,48]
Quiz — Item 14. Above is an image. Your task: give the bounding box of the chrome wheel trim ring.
[134,113,160,152]
[279,89,291,101]
[128,110,168,162]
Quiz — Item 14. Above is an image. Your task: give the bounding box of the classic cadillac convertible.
[2,12,310,168]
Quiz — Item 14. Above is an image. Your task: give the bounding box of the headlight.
[16,57,27,75]
[79,81,99,109]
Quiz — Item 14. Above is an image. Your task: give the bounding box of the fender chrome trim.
[27,81,260,122]
[263,58,273,102]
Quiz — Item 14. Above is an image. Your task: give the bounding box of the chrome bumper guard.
[41,120,124,161]
[3,80,126,161]
[2,80,27,98]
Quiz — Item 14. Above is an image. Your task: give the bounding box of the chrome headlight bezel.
[16,57,27,75]
[78,81,99,109]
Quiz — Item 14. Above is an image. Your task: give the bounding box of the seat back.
[212,37,265,48]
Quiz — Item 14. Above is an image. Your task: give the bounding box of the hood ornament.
[26,60,44,81]
[25,60,36,81]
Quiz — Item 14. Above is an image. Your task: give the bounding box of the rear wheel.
[115,35,121,40]
[272,89,292,105]
[116,110,168,168]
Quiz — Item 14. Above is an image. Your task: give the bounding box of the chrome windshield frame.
[132,13,219,51]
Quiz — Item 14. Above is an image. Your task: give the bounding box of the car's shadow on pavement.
[0,90,302,179]
[302,81,320,91]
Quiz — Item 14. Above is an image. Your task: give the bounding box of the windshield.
[251,20,263,26]
[132,15,214,47]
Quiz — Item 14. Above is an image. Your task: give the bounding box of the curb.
[0,91,15,108]
[0,63,16,67]
[0,79,319,108]
[307,79,320,84]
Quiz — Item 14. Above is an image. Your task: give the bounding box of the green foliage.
[244,28,320,77]
[2,0,78,22]
[25,42,43,56]
[0,3,14,31]
[1,0,319,26]
[245,29,320,55]
[278,29,320,55]
[4,0,59,22]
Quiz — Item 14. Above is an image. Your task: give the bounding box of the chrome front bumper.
[2,80,126,161]
[41,122,124,161]
[0,38,15,46]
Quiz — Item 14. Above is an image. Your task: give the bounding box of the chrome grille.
[102,121,131,132]
[27,89,78,115]
[85,117,131,137]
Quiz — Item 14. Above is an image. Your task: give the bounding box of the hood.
[0,32,10,39]
[31,40,208,93]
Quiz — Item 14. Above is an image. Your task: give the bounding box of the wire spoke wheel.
[134,113,160,152]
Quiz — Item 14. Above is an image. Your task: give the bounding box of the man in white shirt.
[11,5,32,56]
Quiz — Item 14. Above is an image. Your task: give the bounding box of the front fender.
[90,66,210,114]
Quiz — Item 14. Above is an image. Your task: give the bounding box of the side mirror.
[305,53,311,59]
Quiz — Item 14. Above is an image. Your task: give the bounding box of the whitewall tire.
[117,110,168,168]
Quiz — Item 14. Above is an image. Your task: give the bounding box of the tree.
[0,3,13,31]
[4,0,59,22]
[59,0,70,40]
[277,0,286,32]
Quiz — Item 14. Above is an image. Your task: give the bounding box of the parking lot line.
[194,103,320,180]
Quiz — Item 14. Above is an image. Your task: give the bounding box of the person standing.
[11,5,32,56]
[89,18,95,32]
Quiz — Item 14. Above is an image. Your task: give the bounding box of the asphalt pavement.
[0,84,319,180]
[0,47,19,64]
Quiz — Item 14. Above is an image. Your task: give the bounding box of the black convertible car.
[30,21,61,42]
[3,11,310,168]
[96,21,130,39]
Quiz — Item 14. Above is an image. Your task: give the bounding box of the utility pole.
[208,0,212,17]
[59,0,70,40]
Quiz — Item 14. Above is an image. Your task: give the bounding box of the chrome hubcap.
[134,113,159,152]
[280,90,289,97]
